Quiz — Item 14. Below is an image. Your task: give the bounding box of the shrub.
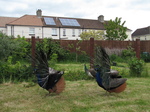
[36,38,68,61]
[109,54,124,63]
[12,36,31,62]
[48,53,58,67]
[121,46,135,59]
[0,56,33,83]
[128,58,145,77]
[141,52,150,62]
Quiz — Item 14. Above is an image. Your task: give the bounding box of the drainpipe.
[59,27,61,40]
[42,26,44,38]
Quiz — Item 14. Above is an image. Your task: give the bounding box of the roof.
[42,16,106,30]
[5,15,106,30]
[132,26,150,37]
[0,16,18,27]
[8,15,43,26]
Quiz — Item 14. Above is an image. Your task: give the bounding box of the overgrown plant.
[0,33,31,62]
[67,40,87,62]
[0,56,33,83]
[128,58,145,77]
[122,46,135,59]
[48,53,58,67]
[36,38,68,61]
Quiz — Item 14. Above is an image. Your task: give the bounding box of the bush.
[36,38,68,62]
[128,58,145,77]
[0,33,31,62]
[12,36,31,62]
[109,54,124,63]
[121,46,135,59]
[0,56,33,83]
[141,52,150,62]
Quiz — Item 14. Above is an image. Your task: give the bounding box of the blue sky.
[0,0,150,32]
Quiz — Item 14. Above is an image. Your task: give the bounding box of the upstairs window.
[52,28,57,36]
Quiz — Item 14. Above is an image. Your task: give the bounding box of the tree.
[104,17,128,40]
[80,30,104,40]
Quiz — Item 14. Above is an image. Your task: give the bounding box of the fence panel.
[30,37,150,58]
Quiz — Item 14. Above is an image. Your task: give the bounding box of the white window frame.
[52,28,57,36]
[29,27,35,35]
[63,29,66,36]
[72,29,75,37]
[78,29,81,36]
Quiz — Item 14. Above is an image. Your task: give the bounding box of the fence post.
[136,39,140,59]
[90,38,94,68]
[31,36,36,67]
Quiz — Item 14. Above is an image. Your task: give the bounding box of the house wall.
[4,25,132,40]
[43,27,82,40]
[0,27,6,33]
[132,34,150,40]
[6,25,43,38]
[125,30,132,40]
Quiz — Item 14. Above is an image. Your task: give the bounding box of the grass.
[0,78,150,112]
[0,62,150,112]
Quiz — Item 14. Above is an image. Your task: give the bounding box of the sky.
[0,0,150,32]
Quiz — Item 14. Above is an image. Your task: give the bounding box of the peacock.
[84,64,96,78]
[84,64,121,79]
[93,46,127,93]
[33,48,65,94]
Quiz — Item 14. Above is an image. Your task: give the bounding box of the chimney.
[36,9,42,18]
[98,15,104,23]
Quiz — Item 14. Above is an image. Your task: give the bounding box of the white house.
[0,9,132,40]
[132,26,150,40]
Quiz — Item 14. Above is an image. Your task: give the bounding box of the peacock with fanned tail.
[85,46,127,93]
[33,48,65,94]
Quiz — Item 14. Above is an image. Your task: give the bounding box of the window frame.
[29,27,35,35]
[52,28,57,36]
[72,29,75,37]
[63,29,66,36]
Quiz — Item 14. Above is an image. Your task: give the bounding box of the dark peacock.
[85,46,127,93]
[33,48,65,94]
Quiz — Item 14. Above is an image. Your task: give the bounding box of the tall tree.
[80,30,104,40]
[104,17,128,40]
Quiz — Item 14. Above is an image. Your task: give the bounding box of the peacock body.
[93,46,127,92]
[33,48,65,94]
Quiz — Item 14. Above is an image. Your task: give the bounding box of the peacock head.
[94,65,102,72]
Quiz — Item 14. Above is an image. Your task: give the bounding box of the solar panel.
[44,17,56,25]
[59,18,80,26]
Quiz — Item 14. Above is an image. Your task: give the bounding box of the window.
[72,29,75,37]
[78,29,81,36]
[52,28,57,36]
[29,28,35,35]
[63,29,66,36]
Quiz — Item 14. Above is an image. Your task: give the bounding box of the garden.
[0,32,150,112]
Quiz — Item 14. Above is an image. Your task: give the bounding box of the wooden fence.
[31,37,150,67]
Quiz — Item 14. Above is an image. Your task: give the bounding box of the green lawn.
[0,63,150,112]
[0,78,150,112]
